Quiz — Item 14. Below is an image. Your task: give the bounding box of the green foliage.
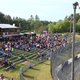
[21,30,29,33]
[48,23,54,33]
[48,19,70,33]
[35,15,39,21]
[38,26,48,34]
[76,19,80,33]
[0,11,80,33]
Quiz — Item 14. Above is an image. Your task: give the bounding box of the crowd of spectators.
[0,33,70,80]
[0,33,69,58]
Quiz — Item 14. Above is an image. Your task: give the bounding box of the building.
[0,24,21,40]
[0,24,37,42]
[0,24,19,35]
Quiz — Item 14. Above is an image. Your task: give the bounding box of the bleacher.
[0,47,51,71]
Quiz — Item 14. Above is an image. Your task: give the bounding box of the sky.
[0,0,80,22]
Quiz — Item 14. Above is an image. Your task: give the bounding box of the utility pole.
[70,16,73,44]
[72,2,78,80]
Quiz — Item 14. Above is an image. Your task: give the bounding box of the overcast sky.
[0,0,80,22]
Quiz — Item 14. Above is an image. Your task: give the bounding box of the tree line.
[48,13,80,33]
[0,12,80,34]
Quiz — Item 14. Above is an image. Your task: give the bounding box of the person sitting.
[0,47,2,50]
[11,47,14,54]
[4,53,8,58]
[0,51,3,55]
[27,47,31,52]
[10,63,15,69]
[43,51,46,56]
[0,59,1,64]
[36,43,40,48]
[1,50,5,57]
[37,52,41,58]
[42,53,44,58]
[21,54,27,60]
[1,60,5,65]
[3,59,8,66]
[7,50,11,57]
[9,61,12,66]
[5,47,8,53]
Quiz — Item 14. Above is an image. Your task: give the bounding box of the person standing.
[11,77,13,80]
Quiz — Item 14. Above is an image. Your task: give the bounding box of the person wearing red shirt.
[1,74,4,80]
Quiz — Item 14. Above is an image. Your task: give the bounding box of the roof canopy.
[2,34,22,38]
[0,24,18,29]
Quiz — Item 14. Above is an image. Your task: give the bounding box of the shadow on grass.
[23,74,34,79]
[30,67,40,71]
[4,76,9,79]
[9,65,22,72]
[44,63,50,65]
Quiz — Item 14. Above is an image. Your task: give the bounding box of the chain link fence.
[51,42,80,80]
[20,56,48,80]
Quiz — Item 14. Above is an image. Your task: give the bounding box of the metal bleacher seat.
[5,59,25,71]
[0,64,5,68]
[5,66,10,70]
[28,54,36,59]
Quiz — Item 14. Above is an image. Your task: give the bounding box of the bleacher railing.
[51,42,80,80]
[20,57,48,80]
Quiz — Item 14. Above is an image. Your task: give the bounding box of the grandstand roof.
[0,24,18,29]
[2,34,22,38]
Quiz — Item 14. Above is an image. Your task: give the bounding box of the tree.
[65,16,68,20]
[30,15,34,21]
[35,15,39,21]
[76,19,80,32]
[6,15,12,24]
[48,23,55,33]
[38,26,48,34]
[0,12,6,23]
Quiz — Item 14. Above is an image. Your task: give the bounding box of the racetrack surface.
[57,58,80,80]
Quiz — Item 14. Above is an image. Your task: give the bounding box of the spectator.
[1,74,4,80]
[10,63,15,69]
[0,77,1,80]
[3,59,8,66]
[11,77,13,80]
[37,52,41,58]
[11,47,14,54]
[42,53,44,58]
[0,59,1,63]
[9,61,12,66]
[21,54,27,60]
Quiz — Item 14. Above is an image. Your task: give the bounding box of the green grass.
[0,48,48,80]
[61,34,80,42]
[75,35,80,42]
[23,60,52,80]
[0,63,24,80]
